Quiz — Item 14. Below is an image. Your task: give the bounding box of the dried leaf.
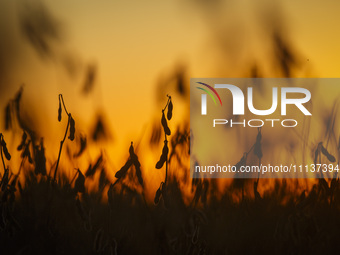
[19,2,61,58]
[82,63,96,95]
[85,154,103,178]
[73,134,87,158]
[91,114,112,142]
[98,168,109,190]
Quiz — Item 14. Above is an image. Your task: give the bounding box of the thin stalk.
[53,115,70,183]
[53,95,71,183]
[110,178,120,188]
[165,136,168,185]
[17,157,26,176]
[165,155,168,184]
[59,94,69,115]
[162,95,171,112]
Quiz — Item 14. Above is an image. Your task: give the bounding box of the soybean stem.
[59,94,69,116]
[53,115,70,183]
[162,96,171,112]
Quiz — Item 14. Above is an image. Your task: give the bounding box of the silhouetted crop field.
[1,88,340,255]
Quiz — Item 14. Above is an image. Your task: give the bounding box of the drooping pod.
[320,144,336,162]
[156,140,168,169]
[115,159,133,179]
[58,98,62,122]
[161,111,171,136]
[68,114,75,141]
[167,98,173,120]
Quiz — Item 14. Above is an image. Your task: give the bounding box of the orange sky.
[1,0,340,175]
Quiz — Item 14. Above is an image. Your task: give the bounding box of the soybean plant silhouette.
[1,85,340,255]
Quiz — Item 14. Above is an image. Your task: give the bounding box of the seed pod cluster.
[156,140,168,169]
[85,154,103,178]
[114,142,143,186]
[17,133,32,164]
[154,96,174,205]
[17,132,27,151]
[0,136,11,161]
[68,114,75,141]
[22,140,33,164]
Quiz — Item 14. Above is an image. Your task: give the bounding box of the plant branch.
[162,95,171,112]
[59,94,69,115]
